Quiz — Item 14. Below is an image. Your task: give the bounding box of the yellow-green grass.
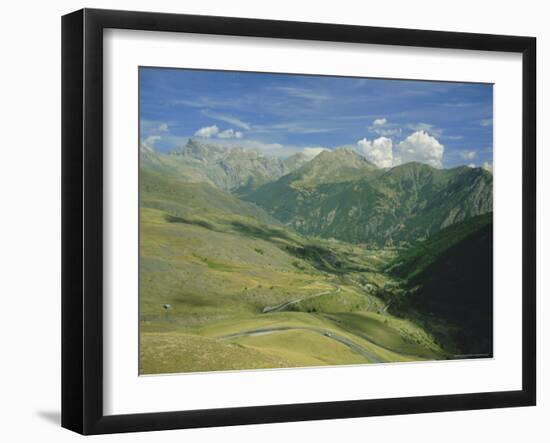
[139,189,447,374]
[290,285,374,314]
[140,309,432,373]
[196,311,331,336]
[198,311,426,364]
[140,207,333,326]
[140,332,293,374]
[323,312,446,359]
[229,330,368,366]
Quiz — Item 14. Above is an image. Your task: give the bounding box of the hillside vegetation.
[387,222,493,355]
[139,141,493,374]
[387,213,493,279]
[245,149,492,247]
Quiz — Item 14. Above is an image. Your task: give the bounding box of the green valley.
[139,139,493,374]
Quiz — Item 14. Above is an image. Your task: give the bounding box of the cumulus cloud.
[194,125,219,138]
[480,119,493,127]
[406,123,443,138]
[395,130,444,168]
[218,128,243,139]
[368,118,402,137]
[143,135,162,148]
[302,147,329,158]
[482,161,493,173]
[356,137,394,168]
[354,131,445,168]
[158,123,169,132]
[460,150,478,161]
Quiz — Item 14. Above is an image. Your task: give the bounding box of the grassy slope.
[141,168,281,226]
[140,170,445,374]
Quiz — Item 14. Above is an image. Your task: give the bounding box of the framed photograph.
[62,8,536,435]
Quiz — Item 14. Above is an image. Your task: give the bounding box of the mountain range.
[141,139,492,247]
[244,147,492,247]
[141,139,310,194]
[139,138,494,371]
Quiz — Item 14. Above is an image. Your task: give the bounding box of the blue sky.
[140,67,493,169]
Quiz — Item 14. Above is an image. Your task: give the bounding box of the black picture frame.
[62,8,536,435]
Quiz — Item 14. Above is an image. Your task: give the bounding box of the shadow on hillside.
[229,220,293,241]
[165,213,370,276]
[165,214,215,230]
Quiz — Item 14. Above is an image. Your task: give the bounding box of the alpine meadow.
[139,68,494,374]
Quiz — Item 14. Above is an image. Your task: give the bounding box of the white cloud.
[143,135,162,148]
[370,127,402,137]
[482,161,493,173]
[302,147,329,158]
[467,163,476,168]
[480,119,493,127]
[395,130,444,168]
[270,86,329,102]
[141,120,170,134]
[443,102,476,108]
[460,150,478,161]
[253,122,335,134]
[406,123,443,138]
[368,119,401,137]
[202,110,251,130]
[356,137,394,168]
[172,96,242,109]
[354,131,445,168]
[194,125,219,138]
[218,129,243,139]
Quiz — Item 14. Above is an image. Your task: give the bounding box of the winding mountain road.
[262,285,341,314]
[219,326,383,363]
[348,277,376,311]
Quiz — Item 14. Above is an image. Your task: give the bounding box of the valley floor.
[139,205,447,375]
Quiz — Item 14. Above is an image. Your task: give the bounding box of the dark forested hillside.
[388,222,493,356]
